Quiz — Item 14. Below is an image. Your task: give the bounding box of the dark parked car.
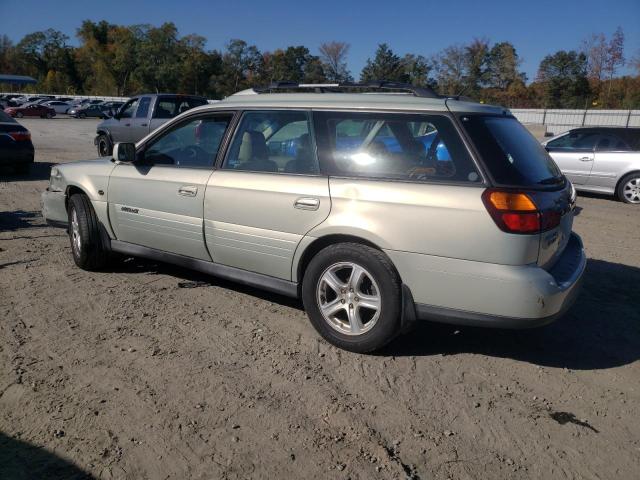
[0,110,34,174]
[4,104,56,118]
[68,104,108,119]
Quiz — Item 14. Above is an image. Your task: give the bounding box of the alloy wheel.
[71,208,81,256]
[623,177,640,204]
[316,262,381,336]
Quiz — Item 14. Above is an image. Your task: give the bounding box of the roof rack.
[252,81,441,98]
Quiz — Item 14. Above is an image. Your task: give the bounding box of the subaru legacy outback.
[42,82,586,352]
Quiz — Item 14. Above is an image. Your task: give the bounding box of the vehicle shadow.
[0,161,57,181]
[0,431,94,479]
[0,210,46,231]
[382,258,640,370]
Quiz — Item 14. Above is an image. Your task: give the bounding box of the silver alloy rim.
[623,177,640,203]
[71,209,81,255]
[316,262,381,336]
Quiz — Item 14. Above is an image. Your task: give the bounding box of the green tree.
[215,39,262,96]
[536,50,591,108]
[360,43,406,82]
[485,42,526,89]
[402,54,434,88]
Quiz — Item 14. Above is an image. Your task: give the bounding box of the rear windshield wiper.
[537,176,564,185]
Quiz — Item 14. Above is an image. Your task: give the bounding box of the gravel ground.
[1,118,639,479]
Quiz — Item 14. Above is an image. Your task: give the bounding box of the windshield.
[461,115,563,187]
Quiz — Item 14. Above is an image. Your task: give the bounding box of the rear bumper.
[41,188,68,226]
[387,233,587,328]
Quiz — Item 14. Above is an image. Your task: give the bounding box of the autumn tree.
[319,41,352,82]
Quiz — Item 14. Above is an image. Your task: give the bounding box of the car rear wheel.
[68,194,109,270]
[79,112,86,119]
[302,243,402,353]
[46,112,53,119]
[617,173,640,204]
[96,134,112,156]
[16,112,23,118]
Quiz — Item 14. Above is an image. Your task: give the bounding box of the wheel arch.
[65,185,89,211]
[294,233,399,286]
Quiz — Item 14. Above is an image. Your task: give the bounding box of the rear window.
[461,115,563,187]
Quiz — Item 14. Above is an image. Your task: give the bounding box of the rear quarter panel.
[308,178,540,265]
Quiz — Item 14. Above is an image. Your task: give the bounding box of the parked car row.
[1,93,125,119]
[0,109,34,173]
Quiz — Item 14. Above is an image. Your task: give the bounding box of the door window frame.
[136,110,238,170]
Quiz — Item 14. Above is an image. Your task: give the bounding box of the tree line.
[1,20,638,108]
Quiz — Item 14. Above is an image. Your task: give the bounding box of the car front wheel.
[96,134,112,156]
[68,194,109,270]
[302,243,402,353]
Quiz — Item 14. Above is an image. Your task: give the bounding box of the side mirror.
[112,142,136,163]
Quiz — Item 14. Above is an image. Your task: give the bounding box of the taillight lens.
[8,131,31,141]
[482,189,561,234]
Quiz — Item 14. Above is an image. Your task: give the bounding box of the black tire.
[616,172,640,204]
[14,163,30,175]
[96,134,112,157]
[46,112,54,119]
[79,112,86,119]
[16,112,23,118]
[67,194,109,270]
[302,243,402,353]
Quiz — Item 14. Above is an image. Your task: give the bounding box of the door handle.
[579,156,593,162]
[178,185,198,197]
[294,197,320,210]
[141,123,148,127]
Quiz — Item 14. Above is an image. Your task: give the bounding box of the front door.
[204,110,330,280]
[111,98,139,143]
[129,96,152,142]
[108,112,234,260]
[546,129,600,185]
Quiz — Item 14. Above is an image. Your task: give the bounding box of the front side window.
[223,111,318,174]
[143,114,232,168]
[314,111,479,183]
[119,99,139,119]
[136,97,151,118]
[547,130,600,151]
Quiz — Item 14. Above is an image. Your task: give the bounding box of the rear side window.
[153,97,207,119]
[461,115,563,187]
[314,111,480,183]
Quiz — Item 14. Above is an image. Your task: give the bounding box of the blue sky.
[1,0,638,81]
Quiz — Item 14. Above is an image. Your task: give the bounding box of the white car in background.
[543,127,640,204]
[43,100,72,114]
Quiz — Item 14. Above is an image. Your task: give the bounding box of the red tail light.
[482,189,561,234]
[8,131,31,141]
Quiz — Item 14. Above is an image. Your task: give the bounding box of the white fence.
[511,109,640,136]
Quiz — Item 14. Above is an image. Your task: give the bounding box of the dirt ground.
[1,118,639,480]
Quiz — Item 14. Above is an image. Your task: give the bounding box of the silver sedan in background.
[542,127,640,204]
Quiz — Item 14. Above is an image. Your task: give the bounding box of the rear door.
[204,110,330,280]
[108,112,234,260]
[545,129,599,185]
[590,130,636,190]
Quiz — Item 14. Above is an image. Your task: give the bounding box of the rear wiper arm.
[537,176,564,185]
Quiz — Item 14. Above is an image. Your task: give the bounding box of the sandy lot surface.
[1,118,639,479]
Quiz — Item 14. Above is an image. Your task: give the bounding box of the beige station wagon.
[42,82,586,352]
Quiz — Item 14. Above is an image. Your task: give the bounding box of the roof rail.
[252,80,441,98]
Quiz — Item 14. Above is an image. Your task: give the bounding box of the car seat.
[284,134,317,174]
[236,131,278,172]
